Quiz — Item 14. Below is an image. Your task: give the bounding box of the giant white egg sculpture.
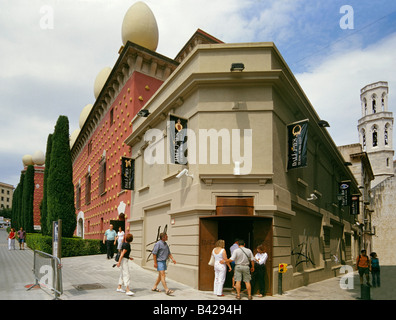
[121,1,159,52]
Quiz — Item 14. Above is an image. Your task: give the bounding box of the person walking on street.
[116,233,134,296]
[370,252,380,288]
[251,244,268,297]
[8,228,16,250]
[211,240,232,297]
[221,239,255,300]
[17,227,26,250]
[103,224,117,259]
[151,232,176,296]
[356,249,371,286]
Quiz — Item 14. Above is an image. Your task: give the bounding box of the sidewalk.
[1,228,394,300]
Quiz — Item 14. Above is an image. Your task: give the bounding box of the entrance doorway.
[110,214,125,234]
[199,216,273,295]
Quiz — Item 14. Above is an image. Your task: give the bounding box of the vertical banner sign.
[350,195,360,215]
[287,120,308,170]
[169,115,188,165]
[339,182,350,206]
[121,157,135,190]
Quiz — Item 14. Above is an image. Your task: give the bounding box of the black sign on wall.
[339,182,350,207]
[287,120,308,170]
[121,157,135,190]
[350,195,360,215]
[169,115,188,165]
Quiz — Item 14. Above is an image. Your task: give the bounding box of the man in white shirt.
[222,239,255,300]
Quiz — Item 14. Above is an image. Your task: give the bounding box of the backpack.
[371,258,380,270]
[357,254,369,267]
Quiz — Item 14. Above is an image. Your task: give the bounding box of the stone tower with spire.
[358,81,394,187]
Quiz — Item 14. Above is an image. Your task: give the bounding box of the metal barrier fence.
[27,250,63,299]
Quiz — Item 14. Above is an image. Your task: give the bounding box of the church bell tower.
[358,81,394,187]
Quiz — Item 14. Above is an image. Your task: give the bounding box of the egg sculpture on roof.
[32,150,45,165]
[121,1,159,52]
[70,128,80,148]
[22,154,34,167]
[79,104,93,129]
[94,67,112,99]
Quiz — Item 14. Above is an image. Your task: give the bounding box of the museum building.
[71,2,362,294]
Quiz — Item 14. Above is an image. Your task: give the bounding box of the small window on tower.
[372,128,378,147]
[372,99,376,113]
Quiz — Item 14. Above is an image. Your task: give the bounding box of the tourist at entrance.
[103,224,117,259]
[116,233,134,296]
[151,232,176,295]
[229,238,239,291]
[116,226,125,253]
[356,249,371,286]
[221,239,255,300]
[17,227,26,250]
[251,244,268,297]
[211,240,232,297]
[8,228,16,250]
[370,252,381,288]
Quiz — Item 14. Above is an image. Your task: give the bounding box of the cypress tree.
[21,165,35,232]
[14,172,25,229]
[40,133,52,235]
[47,115,76,237]
[11,184,20,229]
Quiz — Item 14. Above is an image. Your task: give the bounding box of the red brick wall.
[73,71,164,239]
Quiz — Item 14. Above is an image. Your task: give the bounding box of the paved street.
[1,228,395,301]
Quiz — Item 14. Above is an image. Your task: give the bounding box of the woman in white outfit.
[116,226,125,253]
[116,233,134,296]
[212,240,232,296]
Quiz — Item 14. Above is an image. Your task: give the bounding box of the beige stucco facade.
[125,41,360,294]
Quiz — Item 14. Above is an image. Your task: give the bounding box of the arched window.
[363,98,367,116]
[372,95,377,113]
[385,125,389,146]
[361,129,366,150]
[372,127,378,147]
[381,93,386,111]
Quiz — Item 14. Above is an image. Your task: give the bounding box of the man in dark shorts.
[356,249,371,286]
[151,232,176,295]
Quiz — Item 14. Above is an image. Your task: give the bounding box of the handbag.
[208,251,215,266]
[115,252,121,262]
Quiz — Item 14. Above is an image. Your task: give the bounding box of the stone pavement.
[1,228,395,301]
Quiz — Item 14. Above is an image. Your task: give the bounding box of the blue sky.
[1,0,396,187]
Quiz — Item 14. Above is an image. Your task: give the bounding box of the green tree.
[40,133,53,236]
[21,165,35,232]
[11,184,20,229]
[47,115,76,237]
[12,172,25,229]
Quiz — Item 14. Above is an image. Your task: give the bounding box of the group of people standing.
[104,225,267,299]
[7,227,26,250]
[356,249,381,288]
[211,238,268,300]
[103,224,175,297]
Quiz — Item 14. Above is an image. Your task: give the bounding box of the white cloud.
[296,32,396,147]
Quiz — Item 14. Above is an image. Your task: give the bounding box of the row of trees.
[11,116,77,237]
